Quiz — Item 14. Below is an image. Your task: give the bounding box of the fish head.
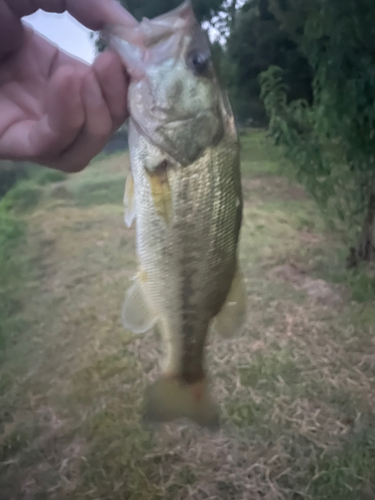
[106,1,232,166]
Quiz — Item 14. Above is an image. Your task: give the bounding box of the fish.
[105,0,246,428]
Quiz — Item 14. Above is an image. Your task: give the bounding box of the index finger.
[11,0,137,28]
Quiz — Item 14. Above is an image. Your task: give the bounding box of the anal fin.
[211,264,247,338]
[122,274,157,334]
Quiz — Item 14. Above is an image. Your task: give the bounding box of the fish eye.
[187,49,210,75]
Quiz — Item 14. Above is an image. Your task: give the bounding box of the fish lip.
[158,109,215,126]
[165,116,202,126]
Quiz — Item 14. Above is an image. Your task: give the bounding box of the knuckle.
[90,119,113,140]
[58,158,87,173]
[67,163,86,173]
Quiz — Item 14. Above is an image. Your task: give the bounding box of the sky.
[24,10,97,64]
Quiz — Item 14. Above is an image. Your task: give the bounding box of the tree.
[260,0,375,265]
[118,0,224,23]
[227,0,312,125]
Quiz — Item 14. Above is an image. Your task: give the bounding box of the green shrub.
[5,181,43,212]
[260,0,375,266]
[0,210,23,248]
[30,167,67,186]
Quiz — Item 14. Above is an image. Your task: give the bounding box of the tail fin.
[143,376,219,429]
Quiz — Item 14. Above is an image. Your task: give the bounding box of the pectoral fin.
[146,162,172,225]
[124,172,136,228]
[122,274,157,334]
[219,91,238,141]
[211,265,247,338]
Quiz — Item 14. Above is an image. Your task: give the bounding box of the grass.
[309,427,375,499]
[63,152,128,207]
[28,164,67,186]
[312,250,375,303]
[240,129,281,176]
[0,198,28,353]
[0,131,375,499]
[4,180,43,212]
[66,173,126,207]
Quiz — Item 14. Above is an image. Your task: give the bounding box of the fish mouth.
[162,109,215,126]
[166,116,201,127]
[130,106,221,166]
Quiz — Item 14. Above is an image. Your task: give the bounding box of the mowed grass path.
[1,132,375,500]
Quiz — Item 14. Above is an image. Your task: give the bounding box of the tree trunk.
[347,193,375,268]
[228,0,238,32]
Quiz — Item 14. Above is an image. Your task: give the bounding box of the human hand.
[0,0,137,172]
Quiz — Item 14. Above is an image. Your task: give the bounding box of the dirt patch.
[298,230,324,246]
[242,176,308,203]
[268,263,343,305]
[50,182,71,199]
[286,184,307,200]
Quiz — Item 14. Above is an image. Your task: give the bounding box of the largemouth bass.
[106,0,246,427]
